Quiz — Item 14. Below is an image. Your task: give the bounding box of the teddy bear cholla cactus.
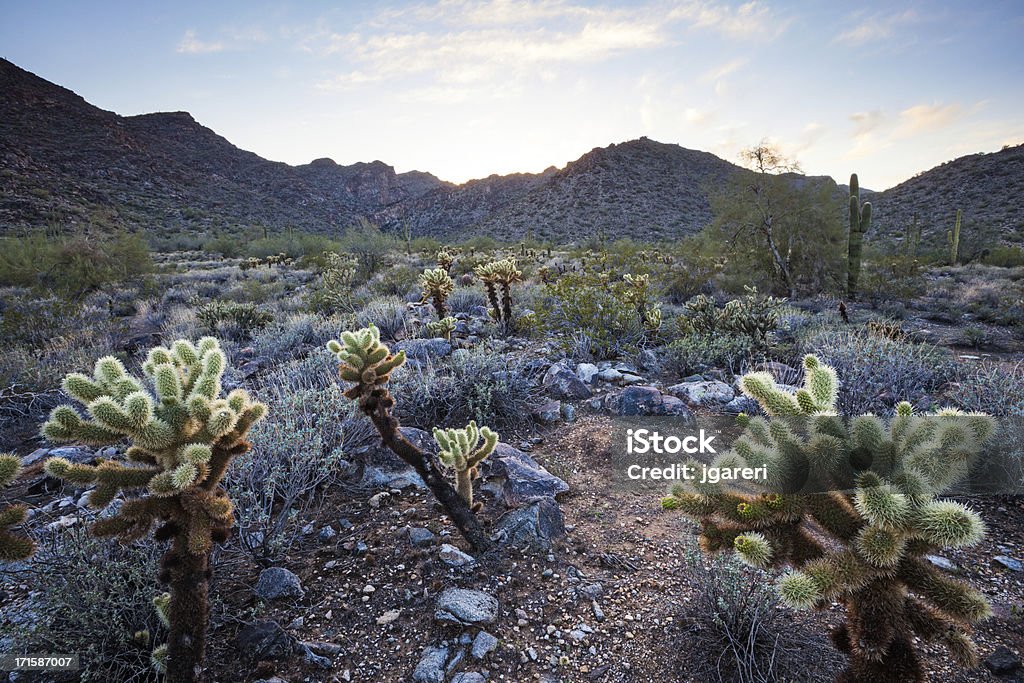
[426,316,457,341]
[41,337,266,683]
[661,354,994,683]
[420,267,455,319]
[474,258,522,323]
[0,453,35,560]
[434,421,497,512]
[328,325,491,550]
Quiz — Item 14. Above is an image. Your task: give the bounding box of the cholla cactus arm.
[327,327,492,552]
[426,316,457,341]
[39,337,266,683]
[433,421,499,511]
[420,268,455,319]
[662,355,995,682]
[0,454,35,561]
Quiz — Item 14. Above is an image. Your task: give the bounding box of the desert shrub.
[389,347,538,431]
[672,536,838,683]
[805,328,956,414]
[305,251,358,314]
[448,288,487,315]
[681,288,784,347]
[354,296,410,341]
[859,253,927,304]
[362,263,424,300]
[4,528,166,682]
[664,333,754,378]
[981,245,1024,267]
[950,361,1024,416]
[0,229,152,298]
[252,313,342,362]
[230,353,366,559]
[536,271,646,359]
[195,300,273,339]
[0,291,92,348]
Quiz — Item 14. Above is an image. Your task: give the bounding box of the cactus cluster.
[433,420,498,512]
[436,246,457,273]
[474,258,522,323]
[327,326,491,549]
[681,287,783,346]
[420,267,455,319]
[662,355,994,682]
[42,338,267,682]
[846,173,872,299]
[0,453,35,561]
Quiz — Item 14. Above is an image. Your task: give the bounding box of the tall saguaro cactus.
[948,209,962,265]
[327,326,492,551]
[662,355,994,682]
[846,173,871,299]
[41,338,267,683]
[0,453,35,560]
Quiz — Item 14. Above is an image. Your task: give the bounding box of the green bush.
[664,332,753,377]
[195,300,273,339]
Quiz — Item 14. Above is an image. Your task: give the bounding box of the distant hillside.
[869,144,1024,248]
[2,58,1022,245]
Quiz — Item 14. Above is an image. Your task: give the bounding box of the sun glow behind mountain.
[3,0,1023,189]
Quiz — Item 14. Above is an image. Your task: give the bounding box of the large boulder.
[666,380,734,407]
[602,386,696,422]
[493,498,566,549]
[482,443,568,507]
[542,361,592,400]
[435,589,499,626]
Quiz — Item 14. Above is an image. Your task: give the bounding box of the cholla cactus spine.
[0,453,35,561]
[433,420,498,512]
[663,354,994,682]
[41,338,266,682]
[420,267,455,319]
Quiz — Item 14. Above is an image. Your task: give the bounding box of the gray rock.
[439,543,476,567]
[451,674,486,683]
[532,399,562,424]
[494,498,566,549]
[560,402,577,423]
[435,588,499,625]
[235,620,295,660]
[255,567,304,600]
[394,338,452,361]
[23,445,95,468]
[406,527,437,547]
[576,362,599,384]
[994,555,1023,572]
[412,646,449,683]
[543,361,592,400]
[666,380,734,406]
[723,396,759,415]
[925,554,958,572]
[298,642,333,669]
[603,386,696,421]
[471,630,498,659]
[318,526,337,542]
[483,443,568,507]
[597,368,623,383]
[984,645,1021,675]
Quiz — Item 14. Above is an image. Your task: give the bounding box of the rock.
[482,443,568,507]
[666,380,734,406]
[235,620,295,660]
[597,368,622,383]
[412,646,449,683]
[471,630,498,659]
[297,642,333,669]
[637,348,664,373]
[723,396,759,415]
[925,555,958,572]
[532,399,562,424]
[23,446,96,469]
[451,674,486,683]
[560,402,576,423]
[394,338,452,360]
[405,526,436,547]
[362,465,424,490]
[439,543,476,567]
[435,588,499,626]
[617,373,645,385]
[994,555,1023,572]
[255,567,304,600]
[318,526,337,542]
[377,609,401,625]
[591,600,605,622]
[576,363,599,384]
[984,646,1022,675]
[603,386,696,421]
[494,498,566,549]
[542,361,592,400]
[253,678,288,683]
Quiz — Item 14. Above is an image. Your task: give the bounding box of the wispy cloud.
[176,29,225,54]
[833,9,918,46]
[897,102,963,135]
[668,0,788,40]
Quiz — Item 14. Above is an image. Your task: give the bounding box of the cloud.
[668,0,787,40]
[176,30,225,54]
[833,9,918,46]
[699,57,746,83]
[849,110,884,138]
[897,102,963,135]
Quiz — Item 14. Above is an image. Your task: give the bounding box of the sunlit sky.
[3,0,1023,189]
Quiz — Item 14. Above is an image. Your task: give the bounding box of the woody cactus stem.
[662,354,994,682]
[846,173,871,300]
[0,453,35,560]
[474,262,503,321]
[433,421,498,512]
[327,326,492,551]
[41,338,267,683]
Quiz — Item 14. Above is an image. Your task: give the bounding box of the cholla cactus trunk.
[0,454,35,560]
[327,326,491,551]
[41,338,266,683]
[846,173,871,300]
[420,268,454,321]
[483,279,501,321]
[662,354,993,682]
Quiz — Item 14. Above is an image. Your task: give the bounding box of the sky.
[2,0,1023,189]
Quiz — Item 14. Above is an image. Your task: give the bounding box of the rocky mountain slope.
[2,58,1022,245]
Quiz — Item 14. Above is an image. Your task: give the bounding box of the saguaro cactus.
[662,355,994,682]
[433,421,498,512]
[846,173,871,299]
[420,267,455,320]
[41,338,266,683]
[0,453,35,560]
[948,209,962,265]
[327,326,491,550]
